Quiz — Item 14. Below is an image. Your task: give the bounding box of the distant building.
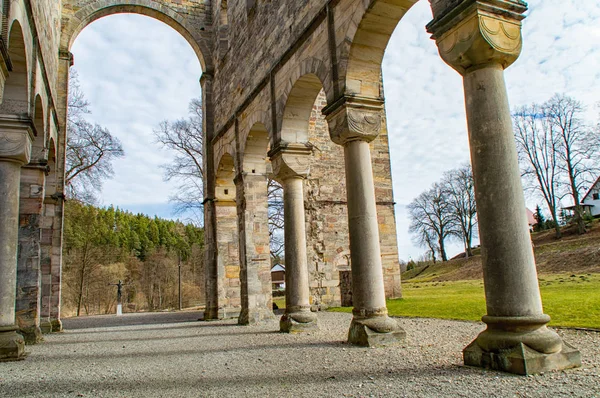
[562,177,600,218]
[581,177,600,217]
[271,264,285,290]
[526,208,537,231]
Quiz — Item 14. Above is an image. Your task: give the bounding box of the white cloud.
[71,14,202,208]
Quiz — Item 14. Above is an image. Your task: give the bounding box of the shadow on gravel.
[25,340,347,363]
[63,321,240,336]
[62,311,205,330]
[44,329,280,346]
[0,364,474,397]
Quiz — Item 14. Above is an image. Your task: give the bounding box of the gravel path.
[0,311,598,397]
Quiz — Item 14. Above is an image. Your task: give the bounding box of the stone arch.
[339,0,419,98]
[277,57,332,131]
[61,0,211,72]
[279,72,327,145]
[1,18,30,116]
[241,122,269,175]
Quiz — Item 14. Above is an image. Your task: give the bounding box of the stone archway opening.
[58,10,206,319]
[1,20,29,116]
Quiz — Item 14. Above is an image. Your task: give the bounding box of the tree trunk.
[438,236,448,262]
[550,207,562,239]
[76,246,88,317]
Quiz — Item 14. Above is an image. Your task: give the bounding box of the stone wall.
[211,0,330,131]
[30,0,62,103]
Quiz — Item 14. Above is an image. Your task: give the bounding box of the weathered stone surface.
[348,317,406,348]
[0,327,26,362]
[464,339,581,376]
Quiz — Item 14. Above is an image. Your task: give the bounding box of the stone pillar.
[214,199,242,319]
[235,172,275,325]
[270,144,318,333]
[16,161,46,344]
[46,50,74,333]
[40,194,63,333]
[39,196,54,334]
[0,119,33,361]
[201,73,220,321]
[324,98,405,347]
[427,1,580,375]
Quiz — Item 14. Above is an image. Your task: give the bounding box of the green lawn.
[329,273,600,329]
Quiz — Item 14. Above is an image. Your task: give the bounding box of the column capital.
[0,117,34,165]
[427,0,527,75]
[200,72,214,88]
[58,49,74,66]
[268,142,312,181]
[323,96,384,146]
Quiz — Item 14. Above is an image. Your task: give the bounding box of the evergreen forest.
[62,201,205,317]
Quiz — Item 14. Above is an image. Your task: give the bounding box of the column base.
[348,316,406,347]
[50,319,63,332]
[20,326,43,345]
[40,320,53,334]
[0,326,27,361]
[238,308,276,325]
[464,315,582,375]
[280,311,318,333]
[202,306,219,321]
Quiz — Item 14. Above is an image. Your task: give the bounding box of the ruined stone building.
[0,0,581,375]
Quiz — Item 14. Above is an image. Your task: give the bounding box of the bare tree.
[442,165,477,257]
[546,94,599,234]
[66,70,125,203]
[411,227,438,264]
[267,179,285,260]
[154,98,204,224]
[513,104,562,238]
[408,183,455,262]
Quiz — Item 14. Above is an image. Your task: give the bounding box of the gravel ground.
[0,311,598,397]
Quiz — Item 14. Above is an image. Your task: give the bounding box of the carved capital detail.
[323,96,384,146]
[0,118,34,164]
[427,1,527,75]
[59,49,74,66]
[268,142,312,181]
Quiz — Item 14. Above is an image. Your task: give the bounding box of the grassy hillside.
[402,219,600,283]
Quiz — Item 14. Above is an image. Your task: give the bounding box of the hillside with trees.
[62,201,205,317]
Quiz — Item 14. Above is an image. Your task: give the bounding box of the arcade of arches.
[0,0,581,375]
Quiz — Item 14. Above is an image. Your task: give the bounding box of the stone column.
[324,98,405,347]
[427,1,580,374]
[270,144,318,333]
[0,119,33,361]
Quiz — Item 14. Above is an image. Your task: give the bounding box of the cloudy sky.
[71,0,600,260]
